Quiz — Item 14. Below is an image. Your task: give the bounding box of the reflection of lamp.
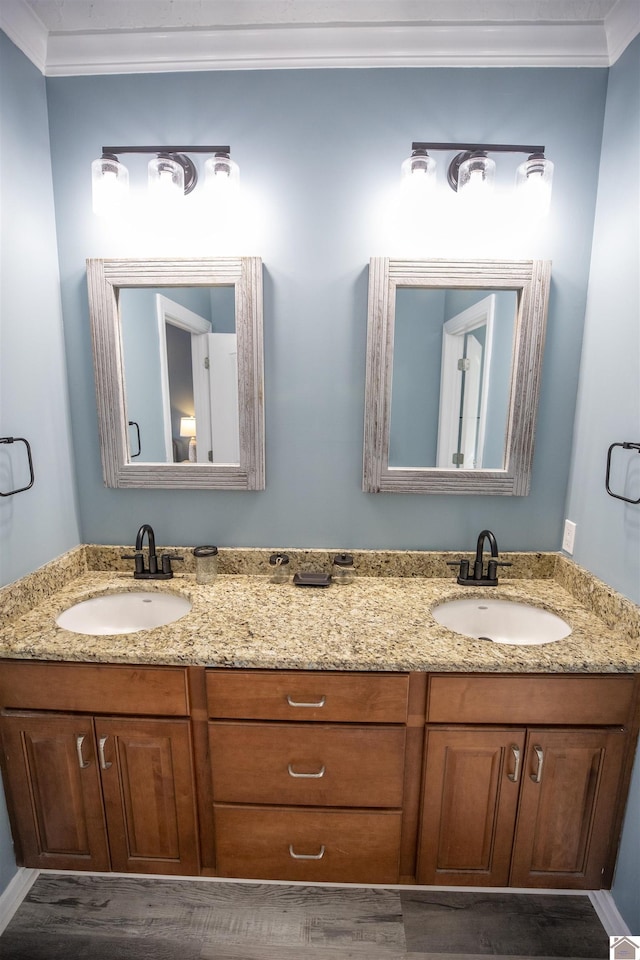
[180,417,197,462]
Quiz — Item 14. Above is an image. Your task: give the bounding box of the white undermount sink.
[56,591,192,635]
[432,598,572,645]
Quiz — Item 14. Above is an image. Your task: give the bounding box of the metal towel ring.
[605,442,640,504]
[0,437,35,497]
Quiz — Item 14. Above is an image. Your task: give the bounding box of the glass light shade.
[148,155,185,202]
[179,416,196,438]
[401,150,436,185]
[457,152,496,198]
[91,155,129,216]
[204,154,239,194]
[516,154,554,217]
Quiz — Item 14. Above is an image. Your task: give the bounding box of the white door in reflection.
[157,296,240,465]
[191,331,239,464]
[436,295,494,469]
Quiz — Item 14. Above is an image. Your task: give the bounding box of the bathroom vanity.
[0,546,638,890]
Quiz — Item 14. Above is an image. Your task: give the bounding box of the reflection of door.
[157,296,240,465]
[190,333,239,464]
[157,296,211,462]
[436,295,494,469]
[459,334,482,467]
[208,333,239,463]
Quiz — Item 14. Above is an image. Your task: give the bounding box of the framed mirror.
[363,259,551,495]
[87,257,264,489]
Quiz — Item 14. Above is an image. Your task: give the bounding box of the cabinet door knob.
[507,744,521,783]
[530,745,544,783]
[288,844,325,860]
[76,735,90,769]
[98,736,112,770]
[286,695,326,708]
[287,763,326,779]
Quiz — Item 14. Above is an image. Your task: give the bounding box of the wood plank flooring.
[0,874,611,960]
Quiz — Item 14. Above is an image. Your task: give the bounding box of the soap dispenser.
[269,552,290,583]
[332,552,355,584]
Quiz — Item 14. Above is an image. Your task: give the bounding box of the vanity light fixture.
[402,142,553,211]
[91,145,238,215]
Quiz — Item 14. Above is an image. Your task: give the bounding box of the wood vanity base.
[0,662,637,889]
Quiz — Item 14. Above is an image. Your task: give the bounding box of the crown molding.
[2,0,638,76]
[0,0,47,73]
[44,23,612,75]
[605,0,640,63]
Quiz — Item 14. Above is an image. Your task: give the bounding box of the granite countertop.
[1,546,639,672]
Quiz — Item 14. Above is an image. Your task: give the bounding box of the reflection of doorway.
[157,296,240,465]
[436,295,495,469]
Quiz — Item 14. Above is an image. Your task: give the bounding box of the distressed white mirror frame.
[87,257,265,490]
[363,258,551,495]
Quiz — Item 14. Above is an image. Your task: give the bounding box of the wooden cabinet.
[0,663,199,875]
[418,675,636,889]
[0,662,637,889]
[0,713,110,872]
[207,669,411,883]
[94,717,198,874]
[419,727,524,886]
[510,727,626,888]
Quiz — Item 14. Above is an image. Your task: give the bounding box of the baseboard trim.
[0,868,39,935]
[589,890,631,937]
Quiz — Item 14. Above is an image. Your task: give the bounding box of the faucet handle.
[161,553,184,576]
[122,552,145,575]
[447,559,470,580]
[487,559,512,579]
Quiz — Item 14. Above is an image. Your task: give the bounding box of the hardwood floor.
[0,875,610,959]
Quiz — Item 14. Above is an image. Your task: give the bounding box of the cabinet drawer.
[0,661,189,716]
[214,805,401,883]
[206,670,409,722]
[209,722,405,807]
[427,675,636,726]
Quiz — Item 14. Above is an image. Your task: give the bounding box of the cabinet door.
[0,714,110,871]
[417,727,525,886]
[95,717,199,875]
[510,727,626,888]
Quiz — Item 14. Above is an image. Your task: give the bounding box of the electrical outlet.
[562,519,576,554]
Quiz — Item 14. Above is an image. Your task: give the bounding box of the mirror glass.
[363,259,551,496]
[87,258,264,490]
[120,286,238,465]
[390,288,517,470]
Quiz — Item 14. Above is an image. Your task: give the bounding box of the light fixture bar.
[412,142,545,154]
[101,145,230,155]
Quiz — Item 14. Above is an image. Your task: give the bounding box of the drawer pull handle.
[287,763,326,779]
[530,745,544,783]
[76,735,90,769]
[98,736,112,770]
[288,844,325,860]
[286,695,326,708]
[507,744,521,783]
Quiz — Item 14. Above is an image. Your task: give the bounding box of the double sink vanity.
[0,542,639,890]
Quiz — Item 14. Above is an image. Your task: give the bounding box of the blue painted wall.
[0,31,80,892]
[564,35,640,931]
[44,66,607,552]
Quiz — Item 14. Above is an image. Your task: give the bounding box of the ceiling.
[2,0,639,74]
